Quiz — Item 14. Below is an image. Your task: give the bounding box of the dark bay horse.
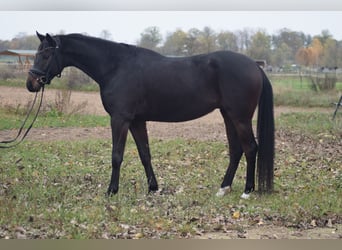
[26,32,274,199]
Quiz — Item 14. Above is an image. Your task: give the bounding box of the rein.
[0,85,45,149]
[1,42,62,148]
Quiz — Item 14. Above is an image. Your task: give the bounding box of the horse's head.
[26,32,62,92]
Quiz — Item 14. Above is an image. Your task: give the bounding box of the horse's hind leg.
[216,109,243,197]
[129,120,158,193]
[232,118,258,198]
[217,109,258,199]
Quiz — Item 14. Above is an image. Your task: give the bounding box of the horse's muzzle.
[26,73,42,92]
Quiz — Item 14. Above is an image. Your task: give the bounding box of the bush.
[66,67,93,89]
[309,73,337,91]
[0,64,16,80]
[44,89,87,117]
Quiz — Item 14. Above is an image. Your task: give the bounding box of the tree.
[8,35,40,50]
[272,29,306,63]
[296,47,313,67]
[198,26,217,53]
[322,38,338,68]
[99,30,113,40]
[58,30,66,35]
[272,42,293,66]
[310,38,324,67]
[247,30,271,61]
[337,41,342,68]
[137,26,162,51]
[316,29,332,45]
[162,29,188,56]
[216,31,238,52]
[296,38,334,92]
[184,28,201,56]
[295,38,323,68]
[235,28,254,53]
[0,40,10,50]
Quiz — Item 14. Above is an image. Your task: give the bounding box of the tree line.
[1,27,342,69]
[137,26,342,70]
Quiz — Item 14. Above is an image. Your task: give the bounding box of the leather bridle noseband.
[29,46,62,85]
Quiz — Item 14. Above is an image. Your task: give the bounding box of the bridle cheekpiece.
[29,45,62,85]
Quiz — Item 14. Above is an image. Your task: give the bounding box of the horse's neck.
[59,35,127,84]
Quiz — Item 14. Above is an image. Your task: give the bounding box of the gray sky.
[1,11,342,44]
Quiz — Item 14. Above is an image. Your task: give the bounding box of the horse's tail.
[257,69,275,193]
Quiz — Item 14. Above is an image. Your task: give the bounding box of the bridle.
[29,45,62,85]
[0,44,62,148]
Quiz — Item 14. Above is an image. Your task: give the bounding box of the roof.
[0,49,36,57]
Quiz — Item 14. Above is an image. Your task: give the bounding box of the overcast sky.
[1,11,342,44]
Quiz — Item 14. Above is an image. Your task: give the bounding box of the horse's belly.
[142,103,217,122]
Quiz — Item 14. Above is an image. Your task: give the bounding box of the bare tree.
[99,30,113,40]
[137,26,162,51]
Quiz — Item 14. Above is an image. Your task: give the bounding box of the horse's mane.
[59,33,160,57]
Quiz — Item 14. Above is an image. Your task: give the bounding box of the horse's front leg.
[107,116,130,196]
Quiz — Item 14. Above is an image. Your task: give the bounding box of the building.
[0,49,36,71]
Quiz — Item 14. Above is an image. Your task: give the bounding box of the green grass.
[0,112,341,238]
[276,112,342,135]
[269,76,342,107]
[273,89,341,107]
[0,77,99,92]
[0,108,109,130]
[269,75,342,91]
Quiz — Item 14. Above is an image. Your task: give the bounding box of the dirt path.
[195,224,342,239]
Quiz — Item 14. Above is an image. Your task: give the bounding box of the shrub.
[309,73,337,91]
[0,64,16,80]
[66,67,93,89]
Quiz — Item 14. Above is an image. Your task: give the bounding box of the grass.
[0,107,109,130]
[269,75,342,107]
[276,112,342,135]
[0,77,99,92]
[0,111,341,238]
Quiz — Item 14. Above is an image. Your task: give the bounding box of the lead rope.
[0,85,45,149]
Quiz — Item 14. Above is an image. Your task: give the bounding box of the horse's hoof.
[148,185,159,193]
[106,186,118,197]
[240,192,250,199]
[216,186,231,197]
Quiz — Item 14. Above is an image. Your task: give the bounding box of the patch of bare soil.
[1,86,340,239]
[195,224,342,239]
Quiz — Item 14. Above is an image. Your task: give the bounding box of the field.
[0,76,341,239]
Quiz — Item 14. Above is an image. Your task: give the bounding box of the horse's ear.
[36,31,45,42]
[46,33,57,47]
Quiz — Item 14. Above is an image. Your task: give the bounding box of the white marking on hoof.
[216,186,231,197]
[240,192,250,199]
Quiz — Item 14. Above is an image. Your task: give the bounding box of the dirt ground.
[0,86,340,239]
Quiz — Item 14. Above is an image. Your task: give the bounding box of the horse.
[26,32,275,199]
